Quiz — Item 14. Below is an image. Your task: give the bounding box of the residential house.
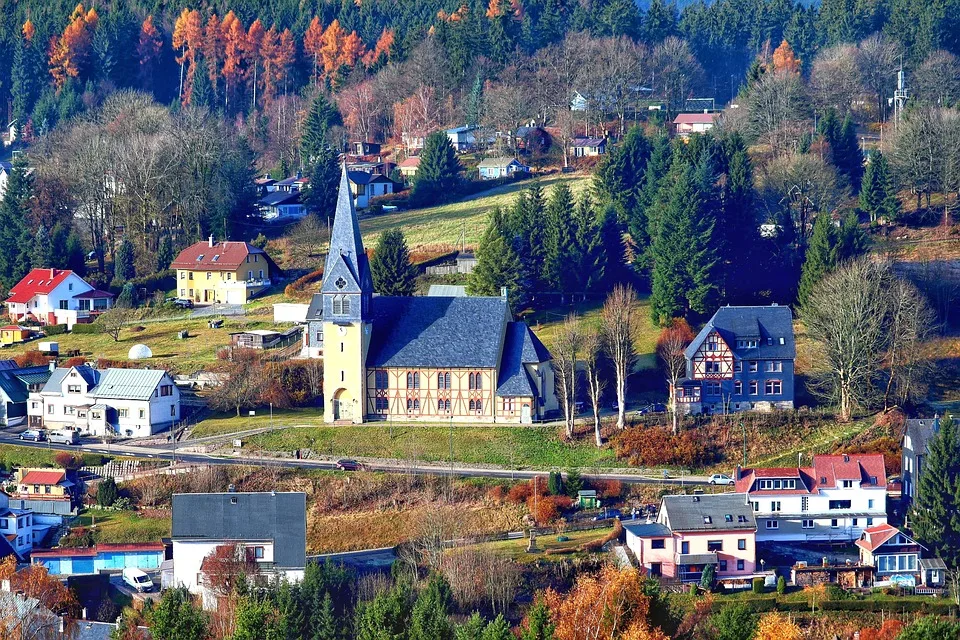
[0,364,52,427]
[316,166,558,424]
[347,161,393,177]
[171,237,277,305]
[856,523,942,588]
[624,493,757,584]
[348,171,394,209]
[674,113,719,138]
[734,453,887,542]
[902,417,939,502]
[28,365,181,438]
[6,269,114,329]
[32,542,164,575]
[0,489,36,558]
[0,325,36,346]
[570,137,606,157]
[674,304,795,415]
[570,92,589,111]
[478,157,529,180]
[258,191,305,222]
[0,161,10,197]
[353,142,381,155]
[171,491,307,609]
[11,468,81,516]
[401,131,425,151]
[229,327,301,350]
[398,157,420,182]
[446,125,479,151]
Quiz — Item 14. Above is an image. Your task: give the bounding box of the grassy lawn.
[0,445,116,470]
[359,174,591,252]
[463,525,615,563]
[243,424,619,469]
[189,408,325,438]
[76,509,171,543]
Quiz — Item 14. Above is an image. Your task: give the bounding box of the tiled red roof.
[171,240,268,270]
[399,157,420,168]
[855,523,901,553]
[6,269,76,304]
[20,470,66,485]
[98,542,165,552]
[736,454,886,495]
[753,468,801,478]
[32,542,163,559]
[673,113,719,125]
[31,547,98,558]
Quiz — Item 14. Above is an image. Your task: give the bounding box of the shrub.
[97,477,119,508]
[54,452,82,470]
[44,324,67,336]
[548,471,564,496]
[487,485,507,502]
[776,576,786,595]
[578,519,624,552]
[507,482,532,505]
[62,356,86,367]
[14,350,51,367]
[688,584,698,596]
[591,478,623,499]
[613,425,718,467]
[752,577,764,594]
[284,268,324,298]
[564,469,583,498]
[527,494,561,524]
[251,233,268,249]
[72,323,104,335]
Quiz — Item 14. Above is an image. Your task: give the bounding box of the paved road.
[0,434,713,486]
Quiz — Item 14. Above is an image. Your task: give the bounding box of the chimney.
[208,235,214,248]
[82,607,88,620]
[500,287,508,301]
[49,361,55,373]
[50,268,55,278]
[822,556,828,567]
[735,465,742,481]
[228,483,236,493]
[59,616,65,633]
[0,579,9,592]
[934,413,941,434]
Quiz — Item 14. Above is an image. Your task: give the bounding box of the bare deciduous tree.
[656,318,695,434]
[582,327,606,447]
[884,276,936,410]
[96,306,136,342]
[914,50,960,108]
[745,70,810,155]
[856,34,900,121]
[208,349,268,416]
[809,44,864,116]
[601,285,637,430]
[552,313,584,438]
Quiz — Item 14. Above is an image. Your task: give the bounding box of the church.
[317,166,558,424]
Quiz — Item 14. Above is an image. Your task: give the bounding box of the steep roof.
[92,368,167,401]
[855,523,903,553]
[736,453,887,494]
[322,165,373,297]
[347,171,392,185]
[660,493,757,532]
[171,492,306,569]
[496,323,539,397]
[904,417,940,457]
[306,293,323,321]
[41,366,100,395]
[366,296,509,369]
[572,137,605,147]
[685,304,795,360]
[0,365,51,402]
[259,191,301,206]
[673,113,719,125]
[6,269,86,304]
[171,240,270,270]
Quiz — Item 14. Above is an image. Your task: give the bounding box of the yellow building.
[15,468,72,499]
[0,325,33,346]
[321,167,557,424]
[171,237,277,305]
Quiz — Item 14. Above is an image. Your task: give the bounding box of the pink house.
[673,112,719,138]
[624,493,757,583]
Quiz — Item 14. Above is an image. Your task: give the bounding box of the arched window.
[468,373,475,389]
[469,400,476,411]
[475,372,482,390]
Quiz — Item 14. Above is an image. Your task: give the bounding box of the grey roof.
[347,171,392,185]
[920,557,947,570]
[75,620,149,640]
[92,368,166,401]
[367,296,509,369]
[660,493,757,532]
[573,137,605,147]
[259,191,301,206]
[478,157,524,169]
[322,165,373,297]
[622,521,672,538]
[0,365,50,402]
[904,418,940,456]
[306,293,324,321]
[496,322,551,397]
[172,492,306,569]
[685,305,795,360]
[427,285,468,297]
[41,366,99,395]
[0,162,10,174]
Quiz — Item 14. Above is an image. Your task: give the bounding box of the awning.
[677,553,718,565]
[920,558,947,570]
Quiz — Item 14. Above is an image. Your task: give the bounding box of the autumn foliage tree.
[136,15,163,89]
[656,318,695,433]
[201,543,261,601]
[753,612,802,640]
[859,620,905,640]
[772,40,801,74]
[172,8,203,104]
[49,3,99,89]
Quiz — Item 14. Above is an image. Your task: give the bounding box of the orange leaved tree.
[754,612,802,640]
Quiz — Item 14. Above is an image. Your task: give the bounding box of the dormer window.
[212,255,220,262]
[196,255,204,261]
[724,514,733,522]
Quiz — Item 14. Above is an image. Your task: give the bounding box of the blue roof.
[497,323,552,397]
[622,522,671,537]
[347,171,392,185]
[367,296,509,368]
[259,191,301,206]
[322,166,372,297]
[306,293,323,321]
[685,305,795,360]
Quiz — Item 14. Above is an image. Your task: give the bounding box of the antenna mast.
[893,56,909,130]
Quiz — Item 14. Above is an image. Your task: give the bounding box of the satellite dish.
[127,344,153,360]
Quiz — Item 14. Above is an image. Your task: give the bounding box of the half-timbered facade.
[675,305,795,415]
[322,166,557,424]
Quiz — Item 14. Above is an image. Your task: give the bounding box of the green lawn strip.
[188,408,326,438]
[243,425,618,469]
[752,418,873,468]
[76,509,171,543]
[462,526,615,563]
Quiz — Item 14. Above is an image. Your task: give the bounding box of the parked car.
[592,508,622,521]
[172,298,194,309]
[708,473,735,486]
[122,568,154,593]
[19,429,45,442]
[635,403,666,416]
[48,429,79,445]
[336,459,364,471]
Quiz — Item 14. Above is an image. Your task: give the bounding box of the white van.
[122,568,154,593]
[48,430,79,445]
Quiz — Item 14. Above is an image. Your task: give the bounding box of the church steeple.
[322,164,372,321]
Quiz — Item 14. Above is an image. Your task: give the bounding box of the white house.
[5,269,113,329]
[478,157,529,180]
[28,365,180,438]
[258,191,306,221]
[673,112,719,138]
[0,490,35,559]
[734,453,887,542]
[0,162,11,198]
[348,171,394,209]
[171,492,307,610]
[446,125,479,151]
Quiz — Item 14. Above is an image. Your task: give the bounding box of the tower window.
[332,295,351,315]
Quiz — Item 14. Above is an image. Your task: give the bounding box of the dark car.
[592,508,622,521]
[336,459,364,471]
[173,298,194,309]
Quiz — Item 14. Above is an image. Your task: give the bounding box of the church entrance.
[333,389,354,421]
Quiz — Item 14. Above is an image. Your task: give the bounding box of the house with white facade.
[347,171,394,209]
[171,491,306,609]
[28,365,180,438]
[0,489,36,560]
[5,269,113,329]
[855,523,942,589]
[446,125,479,151]
[734,453,887,542]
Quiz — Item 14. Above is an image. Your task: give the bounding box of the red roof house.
[673,112,719,137]
[5,269,112,328]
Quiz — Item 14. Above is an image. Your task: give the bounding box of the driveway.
[190,304,244,318]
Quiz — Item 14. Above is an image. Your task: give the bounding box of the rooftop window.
[703,516,712,524]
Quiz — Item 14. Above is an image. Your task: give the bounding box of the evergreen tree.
[151,587,209,640]
[570,192,606,293]
[65,232,86,275]
[301,92,342,165]
[113,238,136,284]
[594,126,650,247]
[542,183,576,294]
[468,208,524,306]
[466,73,484,126]
[412,131,462,205]
[596,204,626,287]
[710,603,756,640]
[504,184,546,292]
[480,615,513,640]
[456,613,487,640]
[116,282,137,308]
[837,113,863,191]
[355,580,413,640]
[643,0,678,42]
[650,163,718,323]
[314,592,338,640]
[637,134,673,268]
[371,228,418,296]
[303,146,341,217]
[190,56,213,110]
[0,157,34,291]
[11,35,44,127]
[31,225,52,269]
[911,417,960,567]
[718,136,759,302]
[156,235,174,272]
[858,150,899,223]
[797,213,837,306]
[835,211,868,262]
[409,574,453,640]
[520,597,555,640]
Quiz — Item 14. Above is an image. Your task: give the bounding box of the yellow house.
[171,237,277,305]
[15,468,72,499]
[0,325,33,346]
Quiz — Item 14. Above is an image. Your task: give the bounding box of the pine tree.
[504,184,546,292]
[302,146,341,217]
[466,72,484,126]
[156,235,174,272]
[480,615,513,640]
[542,183,576,294]
[837,114,863,191]
[911,417,960,567]
[796,214,837,306]
[371,229,418,296]
[643,0,678,42]
[11,32,44,127]
[639,134,673,247]
[468,208,524,306]
[596,204,625,288]
[456,613,487,640]
[190,55,213,108]
[859,150,899,223]
[413,131,462,205]
[594,126,650,247]
[114,238,136,284]
[301,92,342,165]
[720,138,759,302]
[32,225,52,269]
[0,157,34,292]
[520,597,555,640]
[65,233,86,275]
[409,574,453,640]
[835,211,868,262]
[571,192,606,293]
[313,592,337,640]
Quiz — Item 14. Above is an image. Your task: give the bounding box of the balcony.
[243,278,271,288]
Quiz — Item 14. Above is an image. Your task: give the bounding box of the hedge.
[126,270,176,295]
[72,323,103,335]
[44,324,67,336]
[707,596,957,616]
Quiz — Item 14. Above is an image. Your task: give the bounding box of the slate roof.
[259,191,302,206]
[322,166,373,297]
[171,492,307,569]
[366,296,509,368]
[478,157,524,169]
[41,366,99,395]
[427,285,468,297]
[904,417,940,457]
[496,323,541,397]
[0,162,11,174]
[572,137,605,147]
[92,368,166,401]
[347,170,392,186]
[6,269,86,304]
[171,240,272,271]
[685,304,795,360]
[660,493,757,532]
[306,293,323,321]
[621,521,672,538]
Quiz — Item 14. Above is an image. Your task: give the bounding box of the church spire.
[322,163,372,295]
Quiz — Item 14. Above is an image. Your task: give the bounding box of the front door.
[520,404,532,425]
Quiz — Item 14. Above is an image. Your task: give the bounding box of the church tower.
[322,165,373,423]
